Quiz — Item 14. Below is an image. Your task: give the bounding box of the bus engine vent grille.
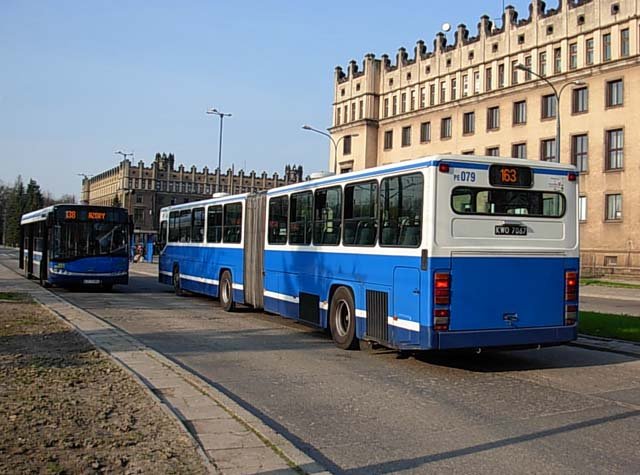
[366,290,388,342]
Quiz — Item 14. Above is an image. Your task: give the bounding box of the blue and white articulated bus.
[158,154,579,351]
[20,205,130,289]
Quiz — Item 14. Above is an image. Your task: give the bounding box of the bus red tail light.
[568,172,577,182]
[434,309,450,331]
[565,271,578,301]
[439,163,450,173]
[565,304,578,326]
[434,273,451,305]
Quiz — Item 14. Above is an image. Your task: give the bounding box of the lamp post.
[515,65,585,161]
[206,108,232,193]
[302,125,359,174]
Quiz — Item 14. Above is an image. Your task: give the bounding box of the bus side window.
[344,181,378,246]
[159,220,167,250]
[223,202,242,243]
[380,173,423,248]
[207,205,222,243]
[289,191,313,245]
[192,207,205,243]
[313,186,341,246]
[168,211,179,242]
[179,210,192,242]
[268,196,288,245]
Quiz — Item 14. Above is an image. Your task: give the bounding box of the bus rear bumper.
[436,325,577,350]
[48,271,128,287]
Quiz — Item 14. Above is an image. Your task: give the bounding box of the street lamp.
[515,64,585,161]
[206,108,232,193]
[115,150,134,161]
[302,124,359,174]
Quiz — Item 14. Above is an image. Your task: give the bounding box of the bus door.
[391,267,421,344]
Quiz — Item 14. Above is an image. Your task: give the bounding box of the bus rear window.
[452,187,565,218]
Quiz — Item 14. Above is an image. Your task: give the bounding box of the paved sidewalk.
[0,263,326,475]
[580,284,640,302]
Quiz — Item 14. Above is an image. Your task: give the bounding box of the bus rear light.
[434,273,451,305]
[434,309,450,331]
[565,271,578,301]
[439,163,450,173]
[568,172,577,182]
[565,304,578,325]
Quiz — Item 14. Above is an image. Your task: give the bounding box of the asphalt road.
[3,250,640,474]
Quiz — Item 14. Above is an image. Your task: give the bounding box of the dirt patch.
[0,296,207,474]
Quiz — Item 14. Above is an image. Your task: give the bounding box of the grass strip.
[0,292,32,302]
[580,279,640,289]
[578,311,640,342]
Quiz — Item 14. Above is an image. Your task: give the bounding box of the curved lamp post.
[302,125,358,174]
[515,64,585,160]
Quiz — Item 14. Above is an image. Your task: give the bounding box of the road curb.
[0,260,328,474]
[570,334,640,358]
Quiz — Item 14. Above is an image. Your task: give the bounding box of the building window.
[578,196,587,222]
[605,129,624,170]
[383,98,389,118]
[343,105,348,123]
[441,117,452,139]
[359,100,364,119]
[392,96,398,115]
[485,68,492,91]
[512,142,527,159]
[571,134,588,172]
[401,126,411,147]
[513,100,527,125]
[621,28,630,57]
[586,38,594,65]
[554,47,562,73]
[429,84,435,106]
[351,102,356,121]
[343,135,352,155]
[136,194,143,204]
[498,64,505,88]
[572,87,588,113]
[603,33,611,61]
[541,139,557,162]
[524,56,532,80]
[384,130,393,150]
[487,106,500,130]
[605,256,618,266]
[541,94,557,119]
[462,150,475,155]
[606,79,623,107]
[440,81,446,103]
[485,146,500,157]
[463,112,475,135]
[605,194,622,220]
[511,60,518,85]
[420,122,431,143]
[420,87,426,108]
[462,74,469,97]
[518,34,525,45]
[473,70,480,94]
[451,78,457,100]
[569,43,578,70]
[401,93,407,113]
[410,90,416,111]
[539,52,547,76]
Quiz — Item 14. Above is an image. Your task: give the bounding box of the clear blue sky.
[1,0,532,197]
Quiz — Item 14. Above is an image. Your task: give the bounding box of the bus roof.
[20,204,128,225]
[267,154,576,195]
[159,193,250,214]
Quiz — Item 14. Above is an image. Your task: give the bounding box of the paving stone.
[210,446,296,474]
[198,428,264,451]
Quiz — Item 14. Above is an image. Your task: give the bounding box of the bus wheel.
[172,266,183,296]
[330,287,359,350]
[220,270,235,312]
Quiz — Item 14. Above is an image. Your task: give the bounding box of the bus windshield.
[52,222,128,260]
[452,187,565,218]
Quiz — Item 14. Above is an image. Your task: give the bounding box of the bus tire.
[173,266,183,296]
[329,286,359,350]
[220,270,235,312]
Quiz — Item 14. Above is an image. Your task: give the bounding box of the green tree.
[24,179,44,212]
[5,176,25,247]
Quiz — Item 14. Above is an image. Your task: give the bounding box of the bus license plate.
[495,225,527,236]
[83,279,101,284]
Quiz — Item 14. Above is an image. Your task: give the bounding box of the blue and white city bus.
[20,205,130,289]
[158,155,579,351]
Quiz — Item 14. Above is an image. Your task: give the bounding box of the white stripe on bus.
[387,317,420,332]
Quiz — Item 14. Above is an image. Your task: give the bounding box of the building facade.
[330,0,640,270]
[81,153,303,236]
